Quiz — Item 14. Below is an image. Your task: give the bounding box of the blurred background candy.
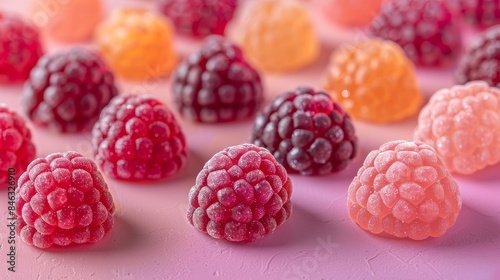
[314,0,385,27]
[157,0,237,37]
[322,39,422,123]
[446,0,500,28]
[96,8,177,80]
[31,0,103,42]
[0,11,43,83]
[230,0,319,72]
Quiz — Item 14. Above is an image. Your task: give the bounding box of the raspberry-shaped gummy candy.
[323,39,423,123]
[172,36,263,123]
[96,8,177,80]
[369,0,462,67]
[92,95,187,181]
[23,48,118,133]
[447,0,500,28]
[0,105,36,184]
[31,0,103,42]
[414,81,500,175]
[314,0,384,27]
[251,87,357,175]
[158,0,237,37]
[0,12,43,83]
[15,152,115,248]
[348,140,462,240]
[187,144,292,242]
[231,0,319,72]
[456,25,500,88]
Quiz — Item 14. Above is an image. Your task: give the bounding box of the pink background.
[1,0,499,279]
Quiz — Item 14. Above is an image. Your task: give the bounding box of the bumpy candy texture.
[172,36,263,123]
[23,48,118,133]
[0,105,36,184]
[323,39,422,123]
[32,0,103,42]
[187,144,292,242]
[369,0,462,67]
[414,81,500,175]
[456,25,500,88]
[251,87,357,175]
[447,0,500,28]
[231,0,319,72]
[0,12,43,83]
[96,9,177,80]
[92,95,187,181]
[15,152,115,248]
[348,140,462,240]
[158,0,237,37]
[315,0,384,27]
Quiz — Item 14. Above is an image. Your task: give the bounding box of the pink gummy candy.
[414,81,500,175]
[347,140,462,240]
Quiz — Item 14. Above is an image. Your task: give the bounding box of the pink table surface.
[1,1,500,279]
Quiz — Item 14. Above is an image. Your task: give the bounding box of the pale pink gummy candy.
[347,140,462,240]
[414,81,500,175]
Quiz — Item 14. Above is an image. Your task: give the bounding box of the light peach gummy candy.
[347,140,462,240]
[414,81,500,174]
[230,0,319,72]
[96,9,177,80]
[32,0,103,42]
[323,39,422,123]
[315,0,384,27]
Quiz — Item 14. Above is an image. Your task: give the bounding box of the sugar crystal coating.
[0,12,43,83]
[414,81,500,174]
[323,39,422,123]
[23,48,118,133]
[92,95,187,181]
[456,25,500,88]
[32,0,103,42]
[187,144,292,242]
[251,87,357,175]
[348,140,462,240]
[158,0,237,37]
[369,0,462,67]
[96,9,177,80]
[0,105,36,184]
[15,151,115,248]
[172,35,263,123]
[230,0,319,72]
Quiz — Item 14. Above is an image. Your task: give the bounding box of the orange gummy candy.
[32,0,103,42]
[315,0,384,27]
[96,9,177,80]
[231,0,319,72]
[322,39,422,123]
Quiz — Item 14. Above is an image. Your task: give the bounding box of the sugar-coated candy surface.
[158,0,237,37]
[31,0,103,42]
[314,0,384,27]
[251,87,357,175]
[23,48,118,133]
[172,35,263,123]
[0,105,36,184]
[187,144,292,242]
[96,9,177,80]
[0,12,43,83]
[92,95,187,181]
[414,81,500,175]
[369,0,462,67]
[447,0,500,28]
[323,39,422,123]
[231,0,319,72]
[456,25,500,88]
[15,151,115,248]
[348,140,462,240]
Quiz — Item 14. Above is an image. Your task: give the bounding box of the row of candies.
[1,0,499,248]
